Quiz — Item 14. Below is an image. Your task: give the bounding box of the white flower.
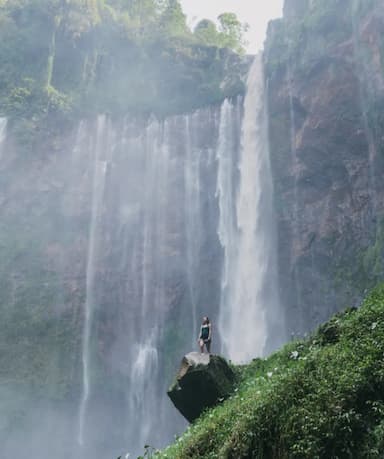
[290,350,299,359]
[267,372,273,378]
[371,322,378,330]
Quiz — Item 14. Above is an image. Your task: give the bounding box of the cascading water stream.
[78,115,109,447]
[216,99,239,355]
[217,55,283,362]
[0,118,7,158]
[69,111,215,458]
[124,117,176,454]
[130,331,159,449]
[350,5,379,218]
[184,113,203,346]
[10,106,226,458]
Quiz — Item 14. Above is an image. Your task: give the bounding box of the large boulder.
[167,352,236,422]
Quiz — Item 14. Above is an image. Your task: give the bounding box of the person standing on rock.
[198,316,212,354]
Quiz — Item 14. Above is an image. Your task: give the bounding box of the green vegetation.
[194,13,248,54]
[156,284,384,458]
[0,0,249,140]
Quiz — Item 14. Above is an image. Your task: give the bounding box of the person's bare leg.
[199,339,204,353]
[206,340,211,354]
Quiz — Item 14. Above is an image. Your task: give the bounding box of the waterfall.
[217,55,283,362]
[2,107,222,459]
[70,112,218,457]
[350,7,379,218]
[184,113,203,347]
[78,115,109,447]
[0,117,7,159]
[129,332,159,450]
[126,118,171,452]
[0,75,283,454]
[216,99,240,355]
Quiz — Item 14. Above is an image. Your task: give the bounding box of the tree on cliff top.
[194,12,249,54]
[158,0,189,38]
[218,13,249,54]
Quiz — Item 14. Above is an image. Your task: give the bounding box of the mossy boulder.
[167,352,236,423]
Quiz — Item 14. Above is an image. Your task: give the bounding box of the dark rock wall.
[266,0,384,335]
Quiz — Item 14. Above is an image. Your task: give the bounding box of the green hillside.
[157,285,384,458]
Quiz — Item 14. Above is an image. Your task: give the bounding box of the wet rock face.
[266,0,384,336]
[167,352,236,423]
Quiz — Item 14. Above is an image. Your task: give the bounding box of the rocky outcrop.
[265,0,384,336]
[167,352,236,422]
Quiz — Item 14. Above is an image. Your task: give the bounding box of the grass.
[155,284,384,458]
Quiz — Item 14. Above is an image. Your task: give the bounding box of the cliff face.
[266,0,384,335]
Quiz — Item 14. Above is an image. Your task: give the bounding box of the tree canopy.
[217,12,249,54]
[0,0,249,126]
[193,13,249,54]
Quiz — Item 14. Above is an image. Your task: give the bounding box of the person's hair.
[203,316,210,324]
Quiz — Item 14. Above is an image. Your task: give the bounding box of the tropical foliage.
[0,0,249,128]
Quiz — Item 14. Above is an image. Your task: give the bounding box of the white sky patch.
[180,0,284,54]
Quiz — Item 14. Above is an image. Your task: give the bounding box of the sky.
[180,0,284,54]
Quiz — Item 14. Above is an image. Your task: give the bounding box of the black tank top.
[201,324,210,340]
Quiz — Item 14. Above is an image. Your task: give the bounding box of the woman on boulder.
[198,316,212,354]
